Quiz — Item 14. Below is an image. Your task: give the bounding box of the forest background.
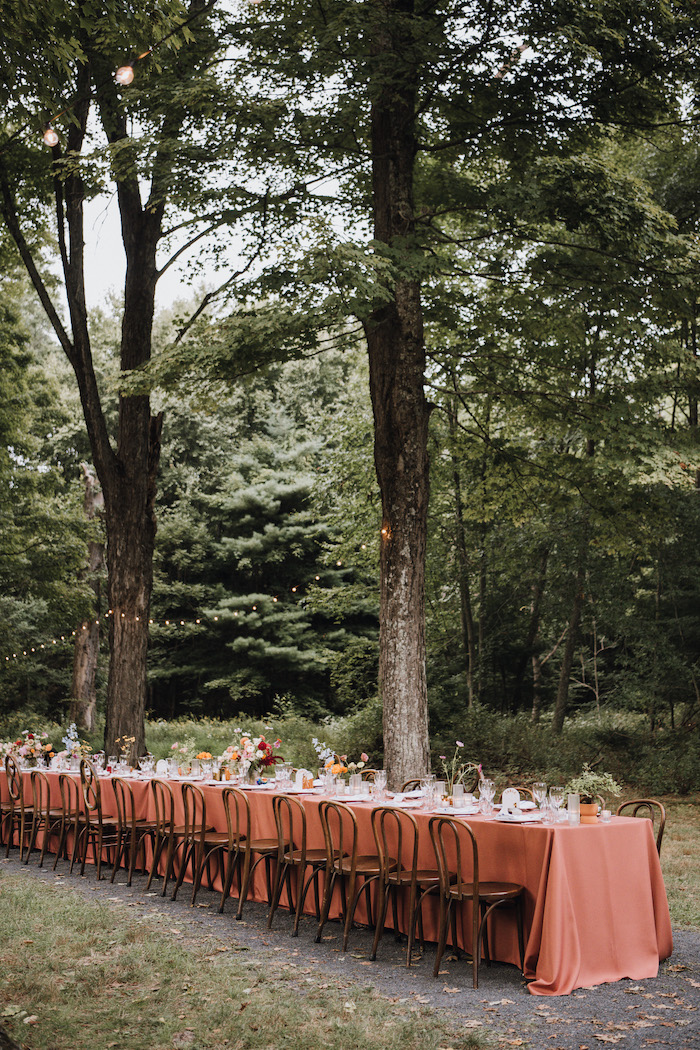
[1,0,700,792]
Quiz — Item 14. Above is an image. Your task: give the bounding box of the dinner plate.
[494,811,542,823]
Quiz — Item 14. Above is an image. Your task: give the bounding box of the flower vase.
[580,802,599,824]
[245,763,258,785]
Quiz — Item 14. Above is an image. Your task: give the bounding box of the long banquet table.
[0,770,673,996]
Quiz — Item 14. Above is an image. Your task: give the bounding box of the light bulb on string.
[115,65,135,86]
[42,126,59,147]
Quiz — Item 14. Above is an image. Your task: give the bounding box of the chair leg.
[315,869,336,943]
[267,859,288,929]
[219,848,241,913]
[433,897,450,978]
[370,883,391,960]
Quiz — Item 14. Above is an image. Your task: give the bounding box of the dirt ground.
[2,854,699,1050]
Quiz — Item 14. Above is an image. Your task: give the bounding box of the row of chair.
[0,758,667,987]
[2,757,526,987]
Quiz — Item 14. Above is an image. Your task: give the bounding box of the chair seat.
[339,854,395,876]
[172,823,216,837]
[202,830,244,847]
[393,867,441,886]
[247,837,278,853]
[450,880,524,902]
[287,847,328,864]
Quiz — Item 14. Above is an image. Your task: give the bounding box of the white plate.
[494,811,542,823]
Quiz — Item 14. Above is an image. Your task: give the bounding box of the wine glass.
[549,785,565,819]
[533,782,547,809]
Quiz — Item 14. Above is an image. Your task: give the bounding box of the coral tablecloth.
[0,772,672,996]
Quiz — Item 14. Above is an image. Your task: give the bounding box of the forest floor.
[1,851,699,1050]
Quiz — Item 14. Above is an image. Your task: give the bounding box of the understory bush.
[3,702,697,793]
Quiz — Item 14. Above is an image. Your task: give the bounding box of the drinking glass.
[349,772,362,793]
[478,777,495,815]
[533,782,547,809]
[92,752,105,773]
[374,770,387,799]
[107,754,117,774]
[549,786,565,818]
[452,783,465,800]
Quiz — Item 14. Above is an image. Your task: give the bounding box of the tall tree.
[0,0,255,757]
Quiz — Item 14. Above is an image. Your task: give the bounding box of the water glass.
[452,783,465,800]
[349,773,362,792]
[374,770,387,799]
[533,782,547,809]
[549,786,565,816]
[107,754,117,774]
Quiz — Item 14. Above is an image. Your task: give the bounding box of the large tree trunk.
[364,0,431,789]
[70,464,105,732]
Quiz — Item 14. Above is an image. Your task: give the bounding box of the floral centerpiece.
[221,732,283,780]
[312,738,368,776]
[437,741,482,794]
[61,723,92,762]
[170,737,197,770]
[1,731,55,766]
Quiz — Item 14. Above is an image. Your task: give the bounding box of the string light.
[114,65,135,86]
[42,126,59,147]
[3,546,369,664]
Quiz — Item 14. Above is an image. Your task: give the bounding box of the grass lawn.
[658,796,700,930]
[0,868,486,1050]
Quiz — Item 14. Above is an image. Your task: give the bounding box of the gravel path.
[3,854,699,1049]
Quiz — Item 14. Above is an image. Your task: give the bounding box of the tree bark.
[552,557,586,734]
[70,464,105,731]
[512,546,549,713]
[363,0,431,789]
[447,398,476,707]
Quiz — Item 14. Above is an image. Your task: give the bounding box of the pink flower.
[439,755,446,761]
[360,753,369,762]
[456,740,464,748]
[171,743,178,750]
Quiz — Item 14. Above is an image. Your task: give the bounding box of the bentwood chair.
[53,773,82,871]
[315,800,394,952]
[111,776,157,885]
[616,798,667,856]
[401,779,422,793]
[218,787,278,920]
[370,806,440,966]
[429,815,525,988]
[3,756,33,860]
[25,769,64,867]
[170,783,217,902]
[76,758,119,880]
[267,794,327,935]
[147,778,176,894]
